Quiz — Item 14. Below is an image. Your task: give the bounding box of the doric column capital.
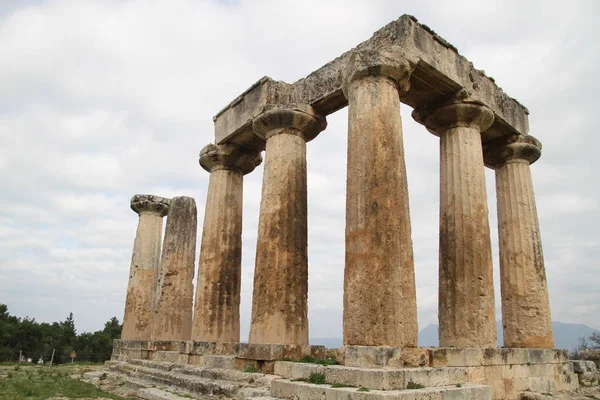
[342,47,414,97]
[412,99,495,135]
[130,194,170,217]
[199,143,262,175]
[483,134,542,169]
[252,104,326,143]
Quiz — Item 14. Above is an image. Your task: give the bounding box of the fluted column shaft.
[249,106,326,345]
[342,50,418,347]
[485,135,553,348]
[192,144,261,343]
[122,195,169,340]
[152,196,197,341]
[415,101,497,348]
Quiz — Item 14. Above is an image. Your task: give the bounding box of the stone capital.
[412,99,494,136]
[130,194,170,217]
[252,104,326,143]
[483,134,542,169]
[199,143,262,175]
[342,47,414,97]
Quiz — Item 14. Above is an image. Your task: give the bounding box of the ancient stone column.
[248,105,326,345]
[151,196,197,341]
[342,49,418,347]
[413,98,497,348]
[192,143,262,343]
[122,195,170,340]
[484,135,554,348]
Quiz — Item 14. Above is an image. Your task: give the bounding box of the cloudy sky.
[0,0,598,341]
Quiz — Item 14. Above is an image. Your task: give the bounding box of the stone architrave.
[342,49,418,347]
[192,143,262,343]
[484,135,554,348]
[151,196,197,341]
[121,195,170,340]
[413,97,497,348]
[248,105,326,345]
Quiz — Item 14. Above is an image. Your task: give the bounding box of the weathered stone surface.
[249,106,326,345]
[414,101,497,348]
[343,346,429,368]
[193,143,261,343]
[122,194,170,340]
[137,388,191,400]
[214,15,529,150]
[271,379,492,400]
[571,360,597,374]
[343,51,417,347]
[152,196,197,341]
[483,135,553,349]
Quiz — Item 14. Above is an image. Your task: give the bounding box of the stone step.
[108,361,245,397]
[271,379,492,400]
[137,387,199,400]
[108,371,221,400]
[274,361,469,390]
[127,358,279,385]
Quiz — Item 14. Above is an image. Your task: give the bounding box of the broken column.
[414,97,497,348]
[192,143,262,343]
[342,49,418,347]
[151,196,197,341]
[122,194,170,340]
[484,135,554,348]
[249,105,326,345]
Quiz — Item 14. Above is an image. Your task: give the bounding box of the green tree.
[0,304,122,364]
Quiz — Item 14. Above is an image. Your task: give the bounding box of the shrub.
[307,373,326,384]
[406,380,425,389]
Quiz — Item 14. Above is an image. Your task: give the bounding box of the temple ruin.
[110,15,585,400]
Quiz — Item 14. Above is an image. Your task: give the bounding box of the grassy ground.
[0,364,133,400]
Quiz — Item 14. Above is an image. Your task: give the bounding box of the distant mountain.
[310,322,599,350]
[418,323,439,347]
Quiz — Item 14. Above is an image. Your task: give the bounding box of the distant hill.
[310,322,599,350]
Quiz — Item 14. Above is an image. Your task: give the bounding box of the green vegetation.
[406,380,425,389]
[456,383,462,388]
[243,365,258,373]
[357,387,370,392]
[0,364,132,400]
[331,382,350,388]
[0,303,121,364]
[307,372,327,384]
[571,331,600,362]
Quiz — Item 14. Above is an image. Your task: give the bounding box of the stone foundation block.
[343,346,430,368]
[151,340,187,353]
[274,361,469,390]
[571,360,598,373]
[429,348,483,367]
[188,341,217,355]
[528,376,555,393]
[237,343,325,361]
[203,355,236,369]
[499,349,530,365]
[152,351,188,364]
[271,380,492,400]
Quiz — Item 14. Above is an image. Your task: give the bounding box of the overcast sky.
[0,0,598,341]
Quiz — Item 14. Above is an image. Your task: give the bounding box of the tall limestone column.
[484,135,554,348]
[152,196,197,341]
[192,143,262,343]
[249,105,326,345]
[122,195,170,340]
[342,49,418,347]
[414,97,497,348]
